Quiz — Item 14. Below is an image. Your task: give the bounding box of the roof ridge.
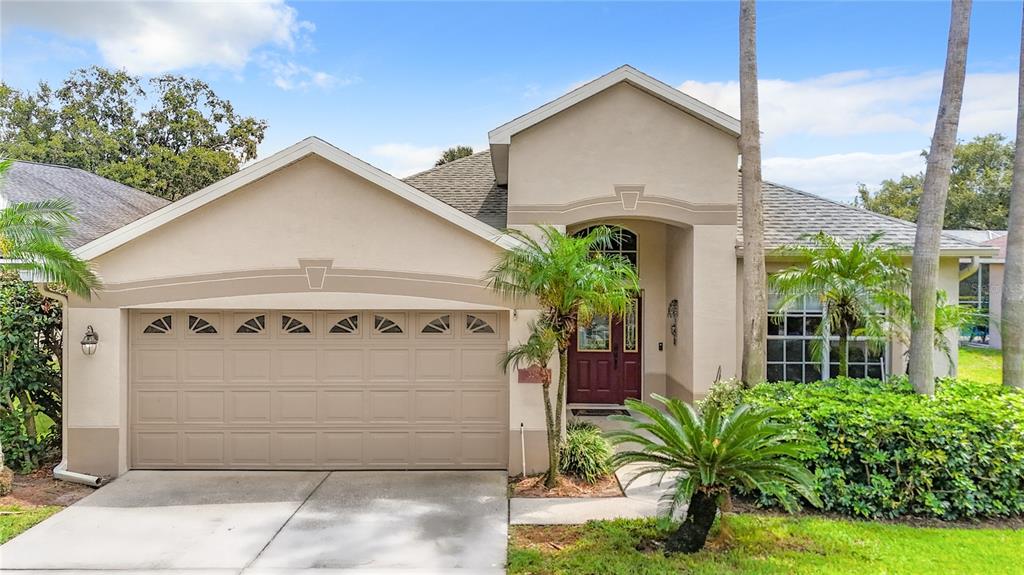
[403,149,491,181]
[9,159,77,170]
[761,180,988,248]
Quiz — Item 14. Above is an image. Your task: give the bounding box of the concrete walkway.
[1,470,507,574]
[509,413,682,525]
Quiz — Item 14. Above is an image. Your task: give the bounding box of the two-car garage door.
[129,310,508,470]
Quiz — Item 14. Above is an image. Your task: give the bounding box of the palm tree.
[488,225,639,487]
[739,0,768,385]
[909,0,972,395]
[435,145,474,166]
[1002,4,1024,389]
[769,232,909,378]
[0,161,100,299]
[607,396,820,554]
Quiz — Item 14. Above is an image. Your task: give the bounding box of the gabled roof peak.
[488,64,740,146]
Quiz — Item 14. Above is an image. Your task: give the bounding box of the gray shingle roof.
[1,160,168,249]
[744,181,989,253]
[398,152,991,254]
[403,151,507,229]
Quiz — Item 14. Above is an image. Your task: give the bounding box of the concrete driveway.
[0,470,508,574]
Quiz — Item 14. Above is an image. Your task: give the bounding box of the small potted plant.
[502,321,556,385]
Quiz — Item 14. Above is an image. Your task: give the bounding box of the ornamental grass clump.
[560,420,613,484]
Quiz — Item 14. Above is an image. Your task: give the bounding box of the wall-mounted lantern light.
[81,325,99,356]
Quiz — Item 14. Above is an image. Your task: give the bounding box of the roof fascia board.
[488,66,741,145]
[74,138,519,261]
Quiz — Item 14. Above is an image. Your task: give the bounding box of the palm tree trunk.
[666,490,719,554]
[740,0,768,386]
[541,380,558,488]
[909,0,972,395]
[542,346,569,488]
[1003,6,1024,390]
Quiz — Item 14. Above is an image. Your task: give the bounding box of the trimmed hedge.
[742,377,1024,520]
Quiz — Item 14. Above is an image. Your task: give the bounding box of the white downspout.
[35,285,104,487]
[959,256,981,281]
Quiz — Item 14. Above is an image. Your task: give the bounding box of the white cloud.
[368,143,445,177]
[3,0,336,88]
[680,70,1016,140]
[256,53,358,91]
[763,150,926,202]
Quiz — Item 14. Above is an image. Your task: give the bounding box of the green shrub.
[697,377,745,413]
[743,376,1024,520]
[560,420,613,484]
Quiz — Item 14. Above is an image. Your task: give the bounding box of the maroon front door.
[568,299,642,404]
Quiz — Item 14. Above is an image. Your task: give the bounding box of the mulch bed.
[509,473,623,498]
[0,466,96,508]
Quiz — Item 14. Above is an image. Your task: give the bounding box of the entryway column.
[687,225,738,400]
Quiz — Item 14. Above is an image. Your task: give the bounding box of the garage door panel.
[369,390,411,422]
[183,349,224,381]
[275,432,318,466]
[460,349,503,380]
[135,391,178,424]
[321,431,363,465]
[183,432,225,466]
[135,432,179,466]
[320,390,365,422]
[321,349,364,380]
[230,432,272,465]
[414,390,458,423]
[277,349,318,380]
[182,391,225,423]
[369,349,411,380]
[275,391,318,423]
[135,349,178,382]
[131,309,508,470]
[231,349,272,381]
[230,391,272,423]
[366,432,410,465]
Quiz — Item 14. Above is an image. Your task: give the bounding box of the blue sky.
[1,1,1020,202]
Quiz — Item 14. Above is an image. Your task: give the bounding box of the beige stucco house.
[44,66,995,479]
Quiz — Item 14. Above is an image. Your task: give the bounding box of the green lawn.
[959,346,1003,385]
[509,515,1024,575]
[0,505,60,544]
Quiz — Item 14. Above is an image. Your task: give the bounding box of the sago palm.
[607,396,820,554]
[769,232,909,378]
[488,225,639,487]
[0,160,100,298]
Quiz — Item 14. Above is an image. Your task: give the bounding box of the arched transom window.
[574,225,638,268]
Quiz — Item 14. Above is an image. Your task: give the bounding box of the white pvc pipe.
[520,423,526,479]
[53,460,103,487]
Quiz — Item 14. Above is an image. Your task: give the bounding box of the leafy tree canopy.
[0,66,267,201]
[435,145,473,166]
[856,134,1013,230]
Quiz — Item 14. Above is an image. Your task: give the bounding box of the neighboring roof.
[488,65,741,145]
[73,137,520,261]
[1,160,168,249]
[945,230,1008,260]
[743,181,995,255]
[403,151,507,229]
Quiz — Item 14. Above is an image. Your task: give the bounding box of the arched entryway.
[568,225,642,405]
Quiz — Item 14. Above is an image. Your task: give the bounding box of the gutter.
[34,285,104,487]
